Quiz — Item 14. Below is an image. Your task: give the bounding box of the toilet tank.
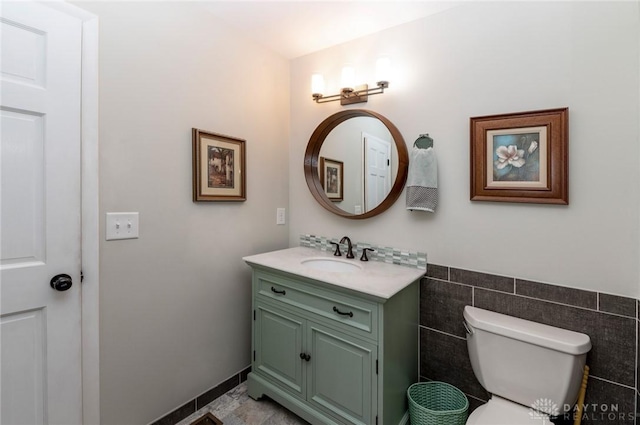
[464,306,591,414]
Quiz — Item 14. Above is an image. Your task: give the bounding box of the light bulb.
[311,73,325,96]
[376,57,391,85]
[341,66,356,91]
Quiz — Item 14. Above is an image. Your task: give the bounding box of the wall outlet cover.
[276,208,286,225]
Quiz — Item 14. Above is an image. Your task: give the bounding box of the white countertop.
[243,246,425,300]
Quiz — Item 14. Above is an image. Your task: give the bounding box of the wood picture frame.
[319,157,344,202]
[192,128,246,202]
[470,108,568,205]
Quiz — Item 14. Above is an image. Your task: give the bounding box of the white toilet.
[463,306,592,425]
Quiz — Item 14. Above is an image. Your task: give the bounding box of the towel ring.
[414,134,433,149]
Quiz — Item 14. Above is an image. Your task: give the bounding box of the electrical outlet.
[354,205,362,214]
[276,208,286,225]
[106,212,139,240]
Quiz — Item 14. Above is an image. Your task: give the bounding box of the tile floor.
[175,383,310,425]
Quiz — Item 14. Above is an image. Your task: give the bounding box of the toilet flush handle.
[463,320,474,336]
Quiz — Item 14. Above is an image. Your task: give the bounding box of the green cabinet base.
[248,373,411,425]
[248,372,344,425]
[248,268,419,425]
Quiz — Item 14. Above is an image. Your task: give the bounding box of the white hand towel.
[406,146,438,212]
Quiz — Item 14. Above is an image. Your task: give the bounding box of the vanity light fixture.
[312,57,391,105]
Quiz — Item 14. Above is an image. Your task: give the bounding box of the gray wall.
[77,2,290,423]
[289,1,640,298]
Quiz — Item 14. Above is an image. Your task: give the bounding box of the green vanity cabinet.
[247,266,419,425]
[254,303,306,398]
[306,320,377,424]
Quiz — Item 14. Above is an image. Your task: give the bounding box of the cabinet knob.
[299,353,311,361]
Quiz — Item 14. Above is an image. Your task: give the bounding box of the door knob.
[50,274,72,291]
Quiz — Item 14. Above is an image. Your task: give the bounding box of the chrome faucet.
[340,236,355,259]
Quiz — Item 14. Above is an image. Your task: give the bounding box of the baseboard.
[148,365,251,425]
[398,410,410,425]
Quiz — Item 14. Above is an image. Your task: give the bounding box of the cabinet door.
[307,322,377,425]
[254,302,306,398]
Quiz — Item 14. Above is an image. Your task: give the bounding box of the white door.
[363,133,391,212]
[1,2,83,424]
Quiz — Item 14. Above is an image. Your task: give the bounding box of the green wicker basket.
[407,381,469,425]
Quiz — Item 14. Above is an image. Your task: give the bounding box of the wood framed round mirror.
[304,109,408,219]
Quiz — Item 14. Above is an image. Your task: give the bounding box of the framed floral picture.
[470,108,568,204]
[319,157,343,202]
[192,128,246,202]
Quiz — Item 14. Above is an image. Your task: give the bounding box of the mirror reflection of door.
[363,133,391,212]
[319,116,396,215]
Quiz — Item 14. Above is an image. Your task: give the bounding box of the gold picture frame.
[192,128,246,202]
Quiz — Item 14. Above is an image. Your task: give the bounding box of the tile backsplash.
[421,264,638,424]
[299,234,427,270]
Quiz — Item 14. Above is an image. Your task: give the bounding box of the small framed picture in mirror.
[320,157,343,202]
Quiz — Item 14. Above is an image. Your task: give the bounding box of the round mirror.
[304,109,408,219]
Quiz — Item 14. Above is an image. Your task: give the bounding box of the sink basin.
[301,258,363,273]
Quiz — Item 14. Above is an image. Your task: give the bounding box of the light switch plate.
[276,208,286,225]
[106,212,139,240]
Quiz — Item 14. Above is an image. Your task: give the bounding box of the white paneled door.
[363,133,391,213]
[1,2,83,424]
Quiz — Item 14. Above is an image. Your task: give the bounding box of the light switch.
[106,212,139,240]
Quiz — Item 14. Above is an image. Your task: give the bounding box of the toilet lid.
[467,397,551,425]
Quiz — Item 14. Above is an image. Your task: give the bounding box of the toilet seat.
[466,396,551,425]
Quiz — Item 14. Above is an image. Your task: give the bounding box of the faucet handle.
[331,242,342,256]
[360,248,375,262]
